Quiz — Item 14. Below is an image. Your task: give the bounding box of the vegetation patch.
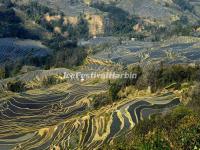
[7,80,27,92]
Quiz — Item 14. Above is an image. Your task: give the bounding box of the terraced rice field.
[0,68,74,91]
[36,0,97,16]
[92,36,200,65]
[0,83,108,149]
[0,38,51,64]
[35,0,200,24]
[80,57,122,73]
[0,82,180,150]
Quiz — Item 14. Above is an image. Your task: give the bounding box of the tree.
[187,83,200,113]
[7,81,26,92]
[0,68,5,79]
[0,0,14,8]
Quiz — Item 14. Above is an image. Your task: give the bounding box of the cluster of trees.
[91,2,138,36]
[19,1,51,24]
[53,46,87,68]
[173,0,194,12]
[7,80,26,92]
[91,64,199,109]
[109,65,142,101]
[0,5,28,38]
[1,52,52,78]
[91,66,142,108]
[108,64,200,101]
[92,92,112,109]
[145,15,197,41]
[65,17,89,40]
[141,64,200,92]
[43,35,87,68]
[166,16,194,37]
[42,75,64,87]
[0,0,41,39]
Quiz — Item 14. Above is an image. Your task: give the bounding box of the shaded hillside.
[0,4,38,39]
[31,0,200,29]
[0,0,89,78]
[2,0,199,39]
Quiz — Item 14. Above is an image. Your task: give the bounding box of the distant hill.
[0,0,199,78]
[28,0,200,24]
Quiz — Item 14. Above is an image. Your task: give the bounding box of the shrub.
[187,83,200,113]
[7,81,26,92]
[104,106,200,150]
[42,75,63,87]
[0,68,5,79]
[92,92,112,109]
[173,0,193,12]
[0,0,14,8]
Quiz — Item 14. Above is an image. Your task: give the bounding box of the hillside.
[0,64,199,149]
[0,38,51,64]
[90,36,200,65]
[32,0,200,26]
[0,0,199,150]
